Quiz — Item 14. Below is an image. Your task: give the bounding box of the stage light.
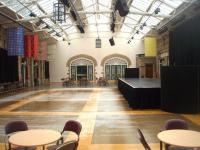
[131,36,134,39]
[136,30,139,34]
[29,12,36,17]
[56,33,61,37]
[154,8,160,14]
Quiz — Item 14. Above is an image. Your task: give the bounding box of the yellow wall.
[144,37,157,56]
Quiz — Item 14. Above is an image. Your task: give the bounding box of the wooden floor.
[0,87,200,150]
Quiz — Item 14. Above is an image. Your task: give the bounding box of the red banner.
[31,34,39,59]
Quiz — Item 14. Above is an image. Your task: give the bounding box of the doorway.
[70,58,94,81]
[77,66,87,80]
[145,63,153,78]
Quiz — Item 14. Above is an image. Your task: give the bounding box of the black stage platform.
[118,78,161,109]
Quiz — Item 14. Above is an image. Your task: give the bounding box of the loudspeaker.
[109,38,115,46]
[115,0,129,17]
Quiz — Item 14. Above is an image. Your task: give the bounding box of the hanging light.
[53,0,66,23]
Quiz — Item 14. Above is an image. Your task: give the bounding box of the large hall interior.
[0,0,200,150]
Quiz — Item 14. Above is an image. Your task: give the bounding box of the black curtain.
[45,61,49,79]
[169,15,200,66]
[0,49,18,83]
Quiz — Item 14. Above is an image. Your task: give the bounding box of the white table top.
[9,129,61,147]
[157,129,200,148]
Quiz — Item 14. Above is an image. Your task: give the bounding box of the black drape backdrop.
[169,15,200,66]
[0,48,18,83]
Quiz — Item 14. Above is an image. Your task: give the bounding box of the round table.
[9,129,61,148]
[157,129,200,148]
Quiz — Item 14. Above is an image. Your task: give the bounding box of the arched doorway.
[104,57,128,80]
[70,58,94,81]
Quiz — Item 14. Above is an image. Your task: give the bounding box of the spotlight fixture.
[136,30,139,34]
[68,42,71,45]
[154,8,160,14]
[29,12,36,17]
[131,36,134,40]
[143,22,147,26]
[56,33,61,37]
[140,25,143,30]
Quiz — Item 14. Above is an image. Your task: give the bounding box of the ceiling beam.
[16,10,171,22]
[0,11,33,31]
[128,0,158,40]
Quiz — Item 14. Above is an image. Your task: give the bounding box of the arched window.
[70,58,94,81]
[104,57,128,80]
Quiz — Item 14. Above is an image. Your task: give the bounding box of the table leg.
[43,145,45,150]
[160,141,163,150]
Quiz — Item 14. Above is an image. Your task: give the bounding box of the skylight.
[0,0,186,40]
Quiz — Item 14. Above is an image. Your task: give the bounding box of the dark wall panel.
[125,68,139,78]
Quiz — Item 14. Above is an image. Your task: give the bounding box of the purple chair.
[4,121,36,150]
[56,140,78,150]
[47,120,82,150]
[137,128,151,150]
[162,119,190,150]
[165,119,189,130]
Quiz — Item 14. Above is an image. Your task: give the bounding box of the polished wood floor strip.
[0,87,200,150]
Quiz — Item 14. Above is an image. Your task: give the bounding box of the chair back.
[56,140,78,150]
[164,119,188,130]
[137,129,151,150]
[5,121,28,135]
[62,120,82,141]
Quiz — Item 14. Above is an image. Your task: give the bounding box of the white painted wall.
[49,37,144,82]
